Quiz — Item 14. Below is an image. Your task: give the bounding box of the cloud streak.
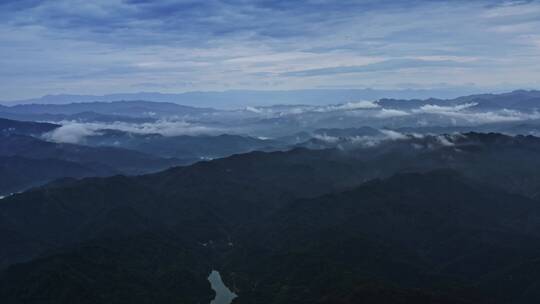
[282,59,471,77]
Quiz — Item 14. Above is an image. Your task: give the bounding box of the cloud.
[44,119,219,143]
[313,134,340,144]
[375,108,410,118]
[1,1,540,100]
[241,101,379,117]
[412,102,540,124]
[242,105,317,116]
[282,59,471,77]
[244,106,264,114]
[415,102,478,114]
[323,131,472,151]
[379,129,409,140]
[436,135,455,146]
[45,122,98,143]
[315,100,380,112]
[309,129,433,149]
[452,109,540,123]
[233,98,540,127]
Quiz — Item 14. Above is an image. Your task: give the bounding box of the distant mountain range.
[1,90,539,142]
[2,90,540,303]
[1,88,510,108]
[0,100,213,122]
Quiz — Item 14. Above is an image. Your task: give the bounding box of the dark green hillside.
[1,133,540,303]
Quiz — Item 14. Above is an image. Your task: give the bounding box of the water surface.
[208,270,237,304]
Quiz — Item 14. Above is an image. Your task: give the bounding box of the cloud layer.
[1,0,540,100]
[41,97,540,143]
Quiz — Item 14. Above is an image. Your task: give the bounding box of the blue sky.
[1,0,540,100]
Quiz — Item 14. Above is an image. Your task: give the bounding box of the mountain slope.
[0,234,213,304]
[83,131,282,160]
[223,170,540,304]
[0,134,185,175]
[0,133,189,196]
[1,133,540,303]
[0,156,113,195]
[2,132,540,266]
[3,170,540,303]
[0,118,59,136]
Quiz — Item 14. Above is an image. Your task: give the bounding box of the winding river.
[208,270,237,304]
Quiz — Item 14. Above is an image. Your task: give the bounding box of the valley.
[1,90,540,303]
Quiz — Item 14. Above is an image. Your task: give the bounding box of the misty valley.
[0,90,539,303]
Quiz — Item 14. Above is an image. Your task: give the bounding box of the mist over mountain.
[2,90,538,144]
[0,121,193,196]
[2,87,540,303]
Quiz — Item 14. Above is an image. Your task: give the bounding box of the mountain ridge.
[3,88,526,108]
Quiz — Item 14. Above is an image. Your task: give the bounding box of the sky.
[1,0,540,100]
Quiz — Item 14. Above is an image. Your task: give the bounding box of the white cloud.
[2,1,540,100]
[454,110,540,124]
[414,102,478,114]
[379,129,408,140]
[375,108,410,118]
[315,100,380,112]
[409,102,540,124]
[313,134,340,143]
[45,123,98,143]
[44,119,219,143]
[436,135,454,146]
[245,106,264,114]
[241,101,380,117]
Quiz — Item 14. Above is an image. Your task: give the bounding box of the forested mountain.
[0,118,58,136]
[82,131,282,159]
[1,132,540,303]
[0,133,187,195]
